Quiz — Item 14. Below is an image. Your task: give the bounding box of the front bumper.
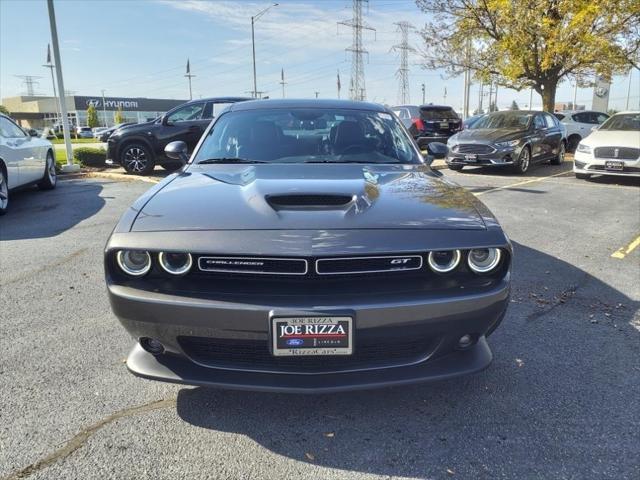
[415,134,453,148]
[446,146,519,167]
[574,151,640,177]
[108,277,510,393]
[106,140,118,165]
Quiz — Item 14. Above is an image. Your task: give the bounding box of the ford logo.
[286,338,304,346]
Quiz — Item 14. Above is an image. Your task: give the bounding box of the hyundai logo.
[286,338,304,346]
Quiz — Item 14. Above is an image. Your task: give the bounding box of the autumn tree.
[114,105,125,124]
[86,104,99,128]
[0,105,9,116]
[416,0,640,112]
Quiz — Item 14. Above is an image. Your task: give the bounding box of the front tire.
[567,135,581,153]
[575,172,591,180]
[161,162,183,172]
[448,164,464,171]
[38,151,57,190]
[513,146,531,174]
[121,143,155,175]
[550,141,565,165]
[0,167,8,215]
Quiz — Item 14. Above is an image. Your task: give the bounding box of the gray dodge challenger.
[105,99,511,393]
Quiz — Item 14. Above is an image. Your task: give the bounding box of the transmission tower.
[391,21,415,104]
[338,0,375,101]
[14,75,43,96]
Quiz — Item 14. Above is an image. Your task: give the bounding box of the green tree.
[86,104,99,128]
[0,105,9,116]
[416,0,640,112]
[510,100,519,110]
[114,105,125,124]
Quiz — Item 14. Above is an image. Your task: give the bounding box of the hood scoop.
[266,194,355,210]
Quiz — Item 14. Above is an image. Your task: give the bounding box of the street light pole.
[101,89,107,127]
[251,3,278,98]
[46,0,78,172]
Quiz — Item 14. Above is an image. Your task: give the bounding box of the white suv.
[554,110,609,152]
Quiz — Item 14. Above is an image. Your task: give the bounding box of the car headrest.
[333,121,365,149]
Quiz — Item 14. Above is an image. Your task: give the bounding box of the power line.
[14,75,43,96]
[338,0,375,101]
[391,21,414,104]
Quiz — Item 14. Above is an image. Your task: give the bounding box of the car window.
[474,112,531,129]
[420,108,458,120]
[167,103,205,123]
[598,113,640,131]
[554,113,565,120]
[544,114,556,128]
[534,115,546,129]
[595,113,609,124]
[0,116,27,138]
[207,102,234,120]
[195,108,422,164]
[392,108,410,120]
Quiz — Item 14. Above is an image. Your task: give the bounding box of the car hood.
[452,128,527,144]
[130,164,487,232]
[583,130,640,148]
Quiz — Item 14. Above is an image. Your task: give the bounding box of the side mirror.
[590,125,598,132]
[28,129,39,137]
[162,115,172,126]
[164,141,189,164]
[424,142,448,161]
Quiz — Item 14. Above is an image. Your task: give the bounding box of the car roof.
[559,110,607,114]
[611,110,640,115]
[228,98,388,112]
[419,104,454,110]
[185,96,252,105]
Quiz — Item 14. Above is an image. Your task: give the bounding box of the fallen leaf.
[323,432,335,438]
[305,452,315,461]
[515,358,524,367]
[447,468,455,475]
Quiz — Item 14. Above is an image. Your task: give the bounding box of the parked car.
[446,110,565,174]
[99,122,136,142]
[105,99,512,392]
[573,111,640,180]
[392,104,462,149]
[92,127,109,139]
[76,126,93,138]
[106,97,250,174]
[391,104,420,130]
[554,110,609,152]
[0,114,56,215]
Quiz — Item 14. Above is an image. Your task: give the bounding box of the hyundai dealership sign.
[73,96,185,112]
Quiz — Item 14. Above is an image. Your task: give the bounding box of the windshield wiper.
[198,157,268,164]
[304,159,382,164]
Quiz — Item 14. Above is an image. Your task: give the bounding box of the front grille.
[594,147,640,160]
[316,255,423,275]
[455,144,496,154]
[198,256,308,275]
[178,332,438,373]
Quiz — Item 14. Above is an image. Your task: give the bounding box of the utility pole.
[337,70,342,99]
[46,0,77,172]
[478,81,484,113]
[529,87,533,110]
[494,83,498,111]
[184,59,195,100]
[101,89,107,127]
[279,68,286,98]
[14,75,42,96]
[315,91,320,99]
[251,3,278,98]
[625,69,633,110]
[421,83,425,104]
[391,21,414,104]
[462,39,471,118]
[573,76,578,109]
[42,44,60,128]
[443,86,447,104]
[338,0,375,101]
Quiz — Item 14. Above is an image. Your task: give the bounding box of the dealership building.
[1,95,187,129]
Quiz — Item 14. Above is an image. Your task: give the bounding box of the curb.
[59,170,161,184]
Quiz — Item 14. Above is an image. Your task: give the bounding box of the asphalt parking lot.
[1,161,638,480]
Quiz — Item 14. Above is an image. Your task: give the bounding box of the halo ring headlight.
[116,250,152,277]
[158,252,193,275]
[467,248,502,273]
[427,250,461,273]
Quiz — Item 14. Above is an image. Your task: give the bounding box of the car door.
[530,114,548,160]
[542,113,562,159]
[571,112,593,138]
[0,116,41,187]
[156,102,207,153]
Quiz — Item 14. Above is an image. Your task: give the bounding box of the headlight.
[467,248,502,274]
[495,139,519,148]
[576,143,591,154]
[158,252,192,275]
[116,250,151,276]
[428,250,461,273]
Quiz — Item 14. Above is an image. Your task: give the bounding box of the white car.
[0,114,56,214]
[573,111,640,180]
[554,110,609,152]
[76,126,94,138]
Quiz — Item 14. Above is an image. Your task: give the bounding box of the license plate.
[605,161,624,171]
[464,154,478,162]
[440,121,449,129]
[271,316,352,356]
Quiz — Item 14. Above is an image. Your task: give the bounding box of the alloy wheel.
[519,148,530,173]
[0,170,8,210]
[124,147,148,173]
[47,154,57,185]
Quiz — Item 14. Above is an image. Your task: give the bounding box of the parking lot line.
[611,234,640,259]
[474,170,572,196]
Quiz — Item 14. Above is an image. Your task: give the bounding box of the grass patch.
[55,149,79,168]
[51,138,98,144]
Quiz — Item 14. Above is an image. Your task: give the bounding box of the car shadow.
[174,242,639,479]
[0,179,105,241]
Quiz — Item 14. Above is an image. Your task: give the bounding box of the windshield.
[598,113,640,131]
[472,112,532,129]
[421,108,458,120]
[194,107,422,164]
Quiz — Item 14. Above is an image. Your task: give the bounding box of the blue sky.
[1,0,638,111]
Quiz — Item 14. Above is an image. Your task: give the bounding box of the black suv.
[393,104,462,149]
[106,97,250,174]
